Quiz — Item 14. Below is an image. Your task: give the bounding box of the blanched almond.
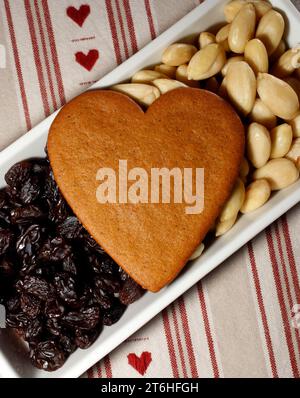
[176,64,199,87]
[226,61,256,115]
[187,43,226,80]
[152,79,187,94]
[251,0,272,19]
[249,99,277,129]
[247,122,271,168]
[216,24,231,52]
[224,1,272,23]
[154,64,177,79]
[221,56,244,77]
[244,39,269,74]
[162,44,197,66]
[270,124,293,159]
[220,178,245,222]
[257,73,299,120]
[272,48,300,78]
[224,0,246,23]
[199,32,216,48]
[228,3,256,54]
[215,216,237,237]
[286,138,300,170]
[290,112,300,138]
[256,9,285,55]
[132,70,168,84]
[253,158,299,190]
[189,243,205,261]
[240,179,271,213]
[111,84,160,107]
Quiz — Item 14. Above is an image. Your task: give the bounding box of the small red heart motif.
[67,5,91,27]
[127,352,152,376]
[75,50,99,71]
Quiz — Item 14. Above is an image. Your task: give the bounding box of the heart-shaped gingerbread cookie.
[48,88,244,292]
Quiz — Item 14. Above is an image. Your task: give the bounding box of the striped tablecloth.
[0,0,299,378]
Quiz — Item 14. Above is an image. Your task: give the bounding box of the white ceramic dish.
[0,0,300,378]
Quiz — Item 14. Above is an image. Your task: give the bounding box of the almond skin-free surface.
[48,88,244,292]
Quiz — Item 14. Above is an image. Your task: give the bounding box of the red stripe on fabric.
[247,242,278,378]
[105,0,122,65]
[266,228,299,377]
[274,221,300,358]
[197,284,219,378]
[162,309,180,378]
[41,0,66,106]
[123,0,138,53]
[97,362,102,378]
[144,0,156,40]
[170,304,188,377]
[104,355,113,378]
[24,0,50,117]
[34,0,58,111]
[86,367,94,378]
[116,0,129,60]
[4,0,31,131]
[178,297,199,378]
[281,215,300,302]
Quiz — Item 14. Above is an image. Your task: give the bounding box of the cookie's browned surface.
[48,89,244,292]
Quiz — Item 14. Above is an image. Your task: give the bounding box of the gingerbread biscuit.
[48,88,244,292]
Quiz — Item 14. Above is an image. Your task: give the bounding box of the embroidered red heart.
[67,5,91,27]
[127,352,152,376]
[75,50,99,71]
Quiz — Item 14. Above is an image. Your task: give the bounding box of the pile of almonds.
[112,0,300,246]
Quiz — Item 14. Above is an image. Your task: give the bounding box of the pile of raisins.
[0,158,144,371]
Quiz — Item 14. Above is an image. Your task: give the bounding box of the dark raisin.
[0,228,14,256]
[48,196,69,224]
[46,318,61,336]
[95,274,121,294]
[91,255,119,275]
[5,161,32,188]
[54,273,78,306]
[29,341,66,372]
[75,328,101,349]
[16,225,45,274]
[92,288,113,310]
[11,205,45,225]
[6,312,29,328]
[62,256,78,275]
[43,170,60,203]
[39,237,72,263]
[119,278,144,305]
[25,318,42,342]
[45,299,64,319]
[22,276,52,301]
[81,232,105,255]
[103,303,126,326]
[57,217,82,240]
[62,307,100,330]
[19,175,41,204]
[60,335,76,355]
[20,294,41,318]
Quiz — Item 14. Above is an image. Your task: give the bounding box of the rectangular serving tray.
[0,0,300,378]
